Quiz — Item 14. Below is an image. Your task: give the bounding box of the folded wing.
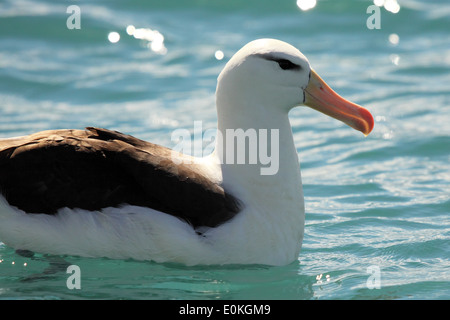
[0,127,240,228]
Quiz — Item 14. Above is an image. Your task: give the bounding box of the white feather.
[0,39,308,265]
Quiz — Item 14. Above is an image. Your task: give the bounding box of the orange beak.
[304,69,374,136]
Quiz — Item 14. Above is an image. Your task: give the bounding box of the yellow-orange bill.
[304,69,374,136]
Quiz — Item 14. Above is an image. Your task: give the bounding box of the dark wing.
[0,127,241,228]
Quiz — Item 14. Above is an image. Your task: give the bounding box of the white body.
[0,39,308,266]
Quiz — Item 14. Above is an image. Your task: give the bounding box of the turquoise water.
[0,0,449,300]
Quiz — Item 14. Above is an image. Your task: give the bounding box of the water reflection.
[389,33,399,46]
[107,31,120,44]
[126,25,167,55]
[214,50,224,60]
[389,54,400,66]
[374,0,401,14]
[296,0,317,11]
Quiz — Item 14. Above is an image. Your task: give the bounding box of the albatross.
[0,39,373,266]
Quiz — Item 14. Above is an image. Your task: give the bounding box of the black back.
[0,127,241,228]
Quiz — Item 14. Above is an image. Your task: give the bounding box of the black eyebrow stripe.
[253,53,301,70]
[252,53,279,60]
[303,71,312,103]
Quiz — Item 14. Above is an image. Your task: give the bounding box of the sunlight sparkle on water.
[390,53,400,65]
[384,0,400,13]
[374,0,400,13]
[389,33,400,45]
[296,0,316,11]
[126,25,167,55]
[108,32,120,43]
[215,50,224,60]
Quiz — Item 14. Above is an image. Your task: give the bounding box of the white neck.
[214,90,304,218]
[209,94,305,264]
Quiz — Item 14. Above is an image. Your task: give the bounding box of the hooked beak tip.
[304,69,374,136]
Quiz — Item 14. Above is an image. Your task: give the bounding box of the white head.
[217,39,310,113]
[216,39,374,135]
[211,40,373,266]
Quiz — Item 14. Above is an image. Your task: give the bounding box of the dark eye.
[276,59,300,71]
